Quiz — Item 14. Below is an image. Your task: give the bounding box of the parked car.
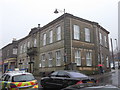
[41,70,98,89]
[0,69,38,90]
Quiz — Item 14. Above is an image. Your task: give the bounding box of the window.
[73,25,80,40]
[4,75,10,81]
[98,54,100,64]
[99,33,103,45]
[27,41,30,48]
[23,43,26,52]
[57,71,66,76]
[104,36,107,47]
[56,26,61,41]
[34,38,37,47]
[51,71,58,77]
[69,72,87,78]
[75,50,81,66]
[13,48,17,55]
[101,54,104,64]
[86,52,92,66]
[106,56,109,67]
[85,28,90,42]
[7,50,10,56]
[39,63,41,67]
[1,74,6,81]
[49,30,53,43]
[12,74,35,82]
[56,51,61,66]
[20,45,23,53]
[48,52,52,67]
[41,54,45,67]
[43,33,46,46]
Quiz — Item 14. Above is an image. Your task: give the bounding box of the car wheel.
[43,87,49,90]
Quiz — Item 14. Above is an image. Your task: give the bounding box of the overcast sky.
[0,0,119,50]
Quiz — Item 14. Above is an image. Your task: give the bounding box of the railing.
[27,47,37,56]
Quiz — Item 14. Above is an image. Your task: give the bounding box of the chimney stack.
[12,38,17,41]
[38,24,40,29]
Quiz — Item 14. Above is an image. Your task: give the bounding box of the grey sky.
[0,0,119,50]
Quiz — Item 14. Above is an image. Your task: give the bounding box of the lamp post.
[29,57,34,73]
[19,60,22,69]
[54,9,68,69]
[54,9,65,14]
[115,39,120,69]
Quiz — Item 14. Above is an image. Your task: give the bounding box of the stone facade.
[1,13,110,75]
[37,13,110,75]
[118,1,120,59]
[0,49,2,72]
[2,39,18,73]
[17,27,39,74]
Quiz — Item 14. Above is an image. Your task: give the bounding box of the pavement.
[90,69,120,87]
[90,69,115,79]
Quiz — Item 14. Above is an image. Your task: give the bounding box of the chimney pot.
[38,24,40,28]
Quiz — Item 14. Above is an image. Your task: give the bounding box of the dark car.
[41,70,98,89]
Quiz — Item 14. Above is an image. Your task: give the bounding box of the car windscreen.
[12,74,35,82]
[69,72,88,78]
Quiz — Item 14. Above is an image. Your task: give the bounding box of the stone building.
[0,49,2,72]
[16,13,110,75]
[118,1,120,67]
[17,26,40,74]
[2,39,18,72]
[118,1,120,53]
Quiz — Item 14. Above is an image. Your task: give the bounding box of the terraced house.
[16,13,110,75]
[17,26,40,75]
[0,49,2,72]
[2,39,18,73]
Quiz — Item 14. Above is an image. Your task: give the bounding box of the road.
[0,69,120,89]
[111,69,120,87]
[96,69,120,87]
[36,69,120,89]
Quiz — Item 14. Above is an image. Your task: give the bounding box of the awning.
[4,58,16,63]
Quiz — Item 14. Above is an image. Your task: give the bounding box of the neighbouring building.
[0,49,2,72]
[17,13,110,75]
[118,1,120,60]
[17,26,40,74]
[2,39,18,73]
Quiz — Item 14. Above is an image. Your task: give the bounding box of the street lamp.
[29,57,34,73]
[54,9,68,69]
[115,39,120,69]
[19,60,22,69]
[54,9,65,14]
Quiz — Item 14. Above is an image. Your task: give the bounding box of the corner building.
[17,13,110,75]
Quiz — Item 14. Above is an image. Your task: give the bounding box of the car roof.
[4,71,32,77]
[56,70,79,73]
